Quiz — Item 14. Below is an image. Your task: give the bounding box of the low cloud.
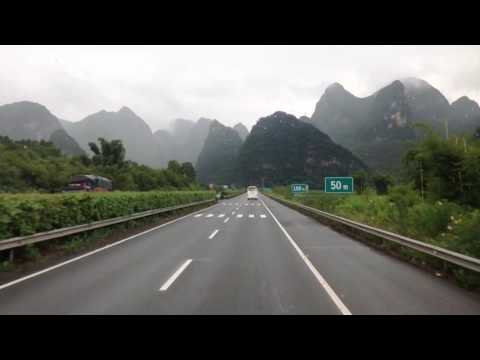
[0,45,479,131]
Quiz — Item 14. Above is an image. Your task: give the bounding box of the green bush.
[0,191,215,240]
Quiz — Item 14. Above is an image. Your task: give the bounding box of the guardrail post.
[9,249,14,262]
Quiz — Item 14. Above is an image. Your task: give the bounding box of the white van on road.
[247,186,258,200]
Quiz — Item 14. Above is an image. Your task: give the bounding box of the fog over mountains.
[309,77,480,171]
[0,102,85,156]
[0,76,479,185]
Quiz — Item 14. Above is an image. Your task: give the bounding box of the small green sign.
[291,184,309,193]
[324,177,353,193]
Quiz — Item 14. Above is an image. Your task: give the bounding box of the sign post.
[291,184,309,194]
[324,177,354,193]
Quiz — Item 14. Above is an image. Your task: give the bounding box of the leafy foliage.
[0,136,201,193]
[0,190,215,240]
[404,127,480,207]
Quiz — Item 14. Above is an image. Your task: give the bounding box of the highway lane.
[0,193,479,314]
[261,194,480,314]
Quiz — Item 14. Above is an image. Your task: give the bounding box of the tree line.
[0,136,200,193]
[352,126,480,208]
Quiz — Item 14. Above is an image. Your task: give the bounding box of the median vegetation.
[0,190,215,241]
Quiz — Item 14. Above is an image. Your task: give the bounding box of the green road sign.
[291,184,309,193]
[324,177,353,193]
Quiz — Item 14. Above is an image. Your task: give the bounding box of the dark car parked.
[64,175,112,192]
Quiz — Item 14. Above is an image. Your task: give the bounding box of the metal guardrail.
[0,198,216,254]
[221,192,244,199]
[265,193,480,273]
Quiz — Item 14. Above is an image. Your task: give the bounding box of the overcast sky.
[1,45,479,132]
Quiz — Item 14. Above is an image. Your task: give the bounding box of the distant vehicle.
[247,186,258,200]
[64,175,112,192]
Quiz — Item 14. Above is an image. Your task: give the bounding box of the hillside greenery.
[236,112,367,188]
[0,136,200,193]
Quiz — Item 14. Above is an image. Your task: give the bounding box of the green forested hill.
[196,121,243,185]
[236,111,367,188]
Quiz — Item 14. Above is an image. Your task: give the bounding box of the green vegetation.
[403,126,480,207]
[0,190,215,240]
[0,136,200,193]
[271,126,480,289]
[221,188,245,199]
[272,187,480,288]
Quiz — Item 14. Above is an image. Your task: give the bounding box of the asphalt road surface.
[1,193,480,314]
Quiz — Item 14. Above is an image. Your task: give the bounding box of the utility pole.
[444,118,449,140]
[420,161,424,201]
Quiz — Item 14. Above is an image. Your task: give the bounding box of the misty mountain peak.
[325,82,347,95]
[118,106,135,115]
[233,122,249,141]
[401,77,433,90]
[452,96,477,107]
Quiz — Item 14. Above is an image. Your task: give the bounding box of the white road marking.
[232,211,236,215]
[205,214,214,218]
[236,214,243,218]
[218,214,225,218]
[159,259,193,291]
[208,229,219,239]
[194,214,203,218]
[260,198,352,315]
[0,202,218,292]
[224,217,230,223]
[257,204,261,206]
[260,214,267,218]
[248,214,255,218]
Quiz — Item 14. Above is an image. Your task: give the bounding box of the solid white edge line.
[0,202,218,291]
[260,197,352,315]
[224,217,230,223]
[208,229,219,239]
[159,259,193,291]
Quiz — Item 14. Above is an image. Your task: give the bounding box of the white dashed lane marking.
[208,229,219,239]
[194,212,268,220]
[224,217,230,223]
